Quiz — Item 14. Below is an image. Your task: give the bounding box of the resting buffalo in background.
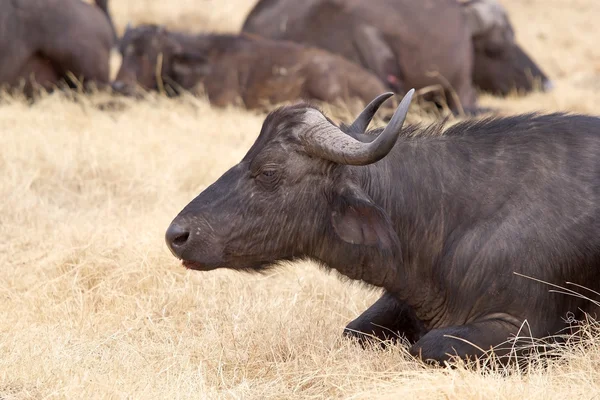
[461,0,552,95]
[112,24,391,111]
[241,0,552,109]
[241,0,478,115]
[0,0,116,97]
[165,90,600,365]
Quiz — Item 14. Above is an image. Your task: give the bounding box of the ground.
[1,0,600,399]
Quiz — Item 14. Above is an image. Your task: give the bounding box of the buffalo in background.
[0,0,553,115]
[0,0,116,97]
[460,0,552,95]
[242,0,551,111]
[112,24,392,111]
[242,0,480,115]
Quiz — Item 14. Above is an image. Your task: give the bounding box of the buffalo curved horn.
[300,89,415,166]
[347,92,394,134]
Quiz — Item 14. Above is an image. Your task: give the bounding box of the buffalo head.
[112,24,209,94]
[462,0,553,95]
[165,90,414,285]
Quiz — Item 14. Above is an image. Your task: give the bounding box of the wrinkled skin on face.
[165,91,600,366]
[167,109,335,271]
[166,91,415,285]
[165,103,403,284]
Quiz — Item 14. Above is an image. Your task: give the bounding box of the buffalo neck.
[351,132,480,322]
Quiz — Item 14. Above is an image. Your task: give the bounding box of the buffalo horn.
[300,89,414,166]
[347,92,394,134]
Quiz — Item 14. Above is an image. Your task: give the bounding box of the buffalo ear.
[331,185,399,251]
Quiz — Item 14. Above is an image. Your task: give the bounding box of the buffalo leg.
[343,291,426,347]
[409,318,521,365]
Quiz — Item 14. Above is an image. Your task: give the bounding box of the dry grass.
[2,0,600,398]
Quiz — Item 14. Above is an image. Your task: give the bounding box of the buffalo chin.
[181,258,277,273]
[182,260,221,271]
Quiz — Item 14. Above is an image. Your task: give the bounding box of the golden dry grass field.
[2,0,600,399]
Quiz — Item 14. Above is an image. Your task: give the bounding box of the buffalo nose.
[112,80,125,91]
[165,222,191,258]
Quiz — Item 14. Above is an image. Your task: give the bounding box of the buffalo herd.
[7,0,600,367]
[2,0,551,115]
[113,25,390,111]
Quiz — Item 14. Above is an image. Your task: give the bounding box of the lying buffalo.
[165,90,600,364]
[112,24,391,110]
[0,0,116,96]
[242,0,478,115]
[461,0,552,95]
[241,0,551,108]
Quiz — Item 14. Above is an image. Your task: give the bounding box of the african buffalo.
[112,24,392,111]
[461,0,552,95]
[242,0,478,115]
[0,0,116,97]
[241,0,551,108]
[165,90,600,365]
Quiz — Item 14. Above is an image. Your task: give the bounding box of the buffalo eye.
[255,168,280,187]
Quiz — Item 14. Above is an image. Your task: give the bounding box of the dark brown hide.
[472,43,551,95]
[0,55,60,97]
[462,0,551,95]
[165,94,600,365]
[113,24,391,110]
[241,0,478,114]
[0,0,115,96]
[93,0,118,42]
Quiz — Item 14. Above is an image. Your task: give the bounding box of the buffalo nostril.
[165,222,191,257]
[112,81,125,91]
[172,231,189,247]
